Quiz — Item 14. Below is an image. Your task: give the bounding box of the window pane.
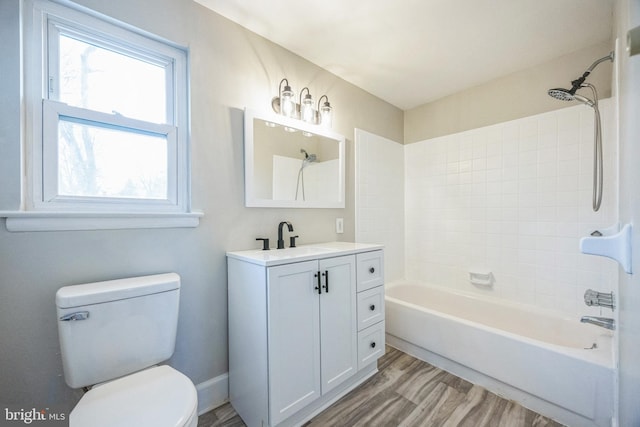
[58,34,167,124]
[58,119,168,200]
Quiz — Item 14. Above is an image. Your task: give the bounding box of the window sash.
[41,99,180,212]
[46,17,175,125]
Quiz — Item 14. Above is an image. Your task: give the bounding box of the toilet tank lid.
[56,273,180,309]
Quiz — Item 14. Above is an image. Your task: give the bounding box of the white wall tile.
[404,99,618,317]
[355,101,617,317]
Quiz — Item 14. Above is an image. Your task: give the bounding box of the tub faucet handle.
[584,289,615,310]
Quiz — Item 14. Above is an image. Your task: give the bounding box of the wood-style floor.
[197,346,564,427]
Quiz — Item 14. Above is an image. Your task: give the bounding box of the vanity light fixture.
[278,78,295,118]
[318,95,332,128]
[271,78,334,128]
[300,87,315,124]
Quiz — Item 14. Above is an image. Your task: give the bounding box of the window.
[12,0,199,231]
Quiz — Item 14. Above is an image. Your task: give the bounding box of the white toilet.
[55,273,198,427]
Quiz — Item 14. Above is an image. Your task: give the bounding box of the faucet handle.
[584,289,600,306]
[584,289,615,310]
[290,235,299,248]
[256,238,270,251]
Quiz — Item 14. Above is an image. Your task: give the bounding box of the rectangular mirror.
[244,108,345,208]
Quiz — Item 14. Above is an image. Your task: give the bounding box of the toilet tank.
[56,273,181,389]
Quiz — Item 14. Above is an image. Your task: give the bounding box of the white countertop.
[226,241,383,267]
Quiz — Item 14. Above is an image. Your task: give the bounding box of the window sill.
[1,211,203,232]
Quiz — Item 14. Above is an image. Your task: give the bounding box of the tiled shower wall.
[404,99,618,316]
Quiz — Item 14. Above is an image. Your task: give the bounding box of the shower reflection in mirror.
[244,109,345,208]
[295,149,317,201]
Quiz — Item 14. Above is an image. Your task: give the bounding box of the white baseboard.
[196,372,229,415]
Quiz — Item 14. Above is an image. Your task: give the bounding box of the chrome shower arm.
[568,51,614,94]
[586,51,615,73]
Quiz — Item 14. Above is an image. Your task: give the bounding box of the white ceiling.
[195,0,613,110]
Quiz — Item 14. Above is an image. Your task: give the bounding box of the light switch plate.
[336,218,344,234]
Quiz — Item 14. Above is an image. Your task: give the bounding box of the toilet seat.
[70,365,198,427]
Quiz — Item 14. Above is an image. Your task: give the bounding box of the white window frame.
[7,0,201,231]
[41,100,179,211]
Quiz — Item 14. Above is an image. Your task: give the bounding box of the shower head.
[300,149,317,168]
[547,88,595,107]
[573,94,595,108]
[548,88,576,102]
[548,51,613,103]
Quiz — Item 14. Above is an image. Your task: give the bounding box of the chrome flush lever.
[59,311,90,321]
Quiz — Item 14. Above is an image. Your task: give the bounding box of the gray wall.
[404,41,614,143]
[0,0,403,411]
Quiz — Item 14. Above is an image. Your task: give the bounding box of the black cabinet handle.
[370,342,376,349]
[369,267,375,274]
[369,304,375,311]
[322,270,329,293]
[314,272,322,294]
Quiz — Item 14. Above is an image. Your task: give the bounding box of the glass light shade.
[301,94,315,123]
[280,85,295,118]
[320,102,332,128]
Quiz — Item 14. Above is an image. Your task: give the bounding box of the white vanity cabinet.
[267,255,356,424]
[227,242,384,427]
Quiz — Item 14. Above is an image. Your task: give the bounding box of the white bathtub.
[385,282,615,427]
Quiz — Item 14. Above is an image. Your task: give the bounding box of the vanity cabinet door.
[319,255,357,394]
[267,260,321,425]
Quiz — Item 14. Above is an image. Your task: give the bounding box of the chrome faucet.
[277,221,294,249]
[580,316,615,330]
[584,289,615,310]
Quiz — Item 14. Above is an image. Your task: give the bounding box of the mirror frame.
[244,108,346,208]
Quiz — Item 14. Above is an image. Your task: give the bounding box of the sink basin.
[226,242,384,266]
[271,246,334,257]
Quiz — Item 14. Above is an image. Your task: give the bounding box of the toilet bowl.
[56,273,198,427]
[70,366,197,427]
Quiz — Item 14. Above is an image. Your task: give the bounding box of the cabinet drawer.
[356,250,384,292]
[357,286,385,331]
[357,321,385,370]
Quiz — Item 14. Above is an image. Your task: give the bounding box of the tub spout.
[580,316,615,330]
